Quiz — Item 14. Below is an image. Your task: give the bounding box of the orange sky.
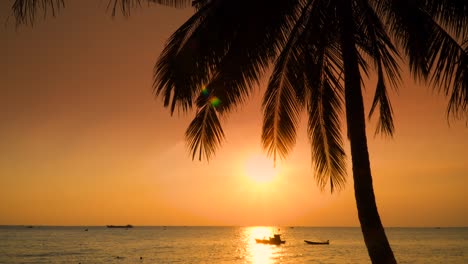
[0,1,467,227]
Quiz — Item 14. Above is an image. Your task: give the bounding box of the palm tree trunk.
[339,2,397,263]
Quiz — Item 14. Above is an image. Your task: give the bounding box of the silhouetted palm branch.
[355,0,401,136]
[260,0,315,165]
[309,66,346,191]
[304,33,346,192]
[305,1,347,192]
[157,0,300,160]
[12,0,191,24]
[376,0,467,122]
[185,103,224,161]
[424,22,467,121]
[261,48,304,164]
[369,63,395,136]
[423,0,468,36]
[12,0,64,25]
[447,42,468,121]
[274,0,346,192]
[107,0,191,16]
[191,0,209,10]
[154,2,216,114]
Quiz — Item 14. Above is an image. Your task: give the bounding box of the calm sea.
[0,226,466,263]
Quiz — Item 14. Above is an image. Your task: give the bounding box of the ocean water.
[0,226,466,263]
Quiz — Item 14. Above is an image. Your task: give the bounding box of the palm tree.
[153,1,466,262]
[13,0,467,263]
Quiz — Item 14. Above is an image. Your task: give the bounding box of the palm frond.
[259,0,310,163]
[447,42,468,122]
[376,0,467,122]
[355,0,400,136]
[199,0,300,114]
[369,63,395,136]
[393,0,467,122]
[298,1,346,193]
[262,48,305,164]
[306,52,346,193]
[155,0,297,115]
[12,0,191,25]
[376,0,434,80]
[157,0,301,161]
[191,0,210,10]
[261,0,314,165]
[148,0,191,7]
[425,20,466,97]
[422,0,468,38]
[185,103,225,161]
[107,0,191,16]
[154,2,218,114]
[12,0,64,25]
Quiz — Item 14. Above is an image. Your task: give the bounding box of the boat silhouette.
[106,225,133,228]
[255,234,286,245]
[304,239,329,245]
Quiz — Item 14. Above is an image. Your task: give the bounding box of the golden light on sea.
[244,226,284,264]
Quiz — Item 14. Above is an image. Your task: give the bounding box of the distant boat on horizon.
[106,225,133,229]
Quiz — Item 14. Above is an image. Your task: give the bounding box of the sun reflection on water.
[243,226,284,264]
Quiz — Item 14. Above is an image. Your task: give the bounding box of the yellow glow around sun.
[244,154,280,183]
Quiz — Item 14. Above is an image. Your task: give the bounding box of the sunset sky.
[1,1,466,227]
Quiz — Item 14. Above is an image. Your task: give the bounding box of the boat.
[255,234,286,245]
[304,239,329,245]
[106,225,133,228]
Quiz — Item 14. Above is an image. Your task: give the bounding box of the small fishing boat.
[304,240,329,245]
[255,234,286,245]
[106,225,133,228]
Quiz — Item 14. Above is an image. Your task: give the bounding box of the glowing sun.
[244,154,279,183]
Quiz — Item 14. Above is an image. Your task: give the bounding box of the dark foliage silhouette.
[12,0,467,263]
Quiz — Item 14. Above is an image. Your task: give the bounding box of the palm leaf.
[376,0,467,121]
[158,0,301,160]
[306,51,346,193]
[369,63,395,136]
[300,1,346,192]
[376,0,433,80]
[155,0,293,114]
[107,0,191,16]
[154,1,219,114]
[262,47,305,164]
[424,20,467,119]
[191,0,209,10]
[12,0,191,25]
[423,0,468,37]
[261,0,315,164]
[12,0,64,25]
[355,0,401,136]
[200,0,300,114]
[447,42,468,122]
[185,103,225,161]
[414,5,467,122]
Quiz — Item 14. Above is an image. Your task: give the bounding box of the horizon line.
[1,225,466,228]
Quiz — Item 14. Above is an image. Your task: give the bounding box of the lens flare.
[210,96,221,107]
[201,87,209,97]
